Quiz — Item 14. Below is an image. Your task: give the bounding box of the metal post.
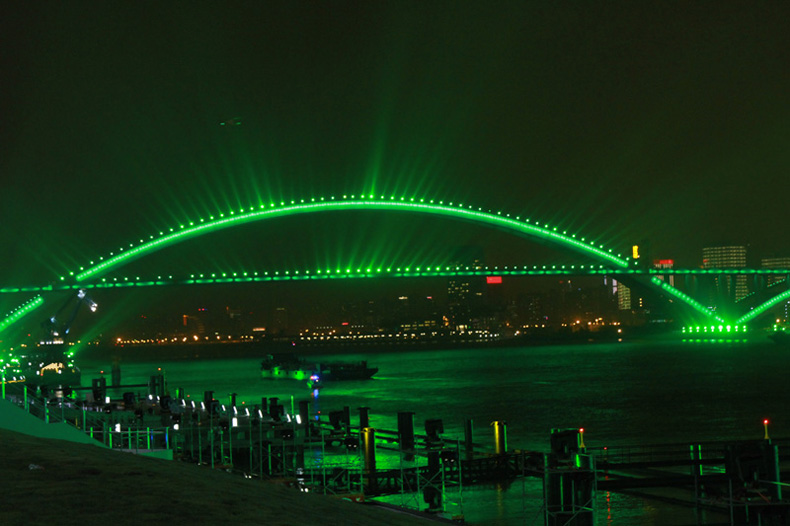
[464,418,474,460]
[492,420,507,455]
[362,427,377,494]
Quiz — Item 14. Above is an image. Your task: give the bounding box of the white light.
[105,396,110,404]
[232,417,238,428]
[115,423,121,432]
[296,415,302,425]
[174,424,179,431]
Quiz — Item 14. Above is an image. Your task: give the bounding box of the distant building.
[447,246,485,329]
[761,256,790,286]
[702,245,748,304]
[652,259,675,287]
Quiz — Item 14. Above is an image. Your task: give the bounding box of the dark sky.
[3,2,790,300]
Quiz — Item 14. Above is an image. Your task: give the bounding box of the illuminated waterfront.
[79,338,785,525]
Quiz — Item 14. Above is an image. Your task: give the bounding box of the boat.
[261,353,377,387]
[6,343,82,388]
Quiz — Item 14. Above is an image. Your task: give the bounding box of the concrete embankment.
[0,426,443,526]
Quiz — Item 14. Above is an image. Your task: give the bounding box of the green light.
[651,277,725,323]
[0,296,44,334]
[73,199,630,282]
[736,288,790,325]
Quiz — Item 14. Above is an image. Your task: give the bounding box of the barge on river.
[261,353,378,387]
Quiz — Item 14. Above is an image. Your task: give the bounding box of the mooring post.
[362,427,377,494]
[464,418,475,460]
[111,359,121,387]
[492,420,507,455]
[398,411,415,458]
[359,406,370,429]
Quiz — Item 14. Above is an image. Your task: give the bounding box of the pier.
[3,376,790,525]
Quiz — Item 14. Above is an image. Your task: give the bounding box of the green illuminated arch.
[736,289,790,325]
[72,198,630,282]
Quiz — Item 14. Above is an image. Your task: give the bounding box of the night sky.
[3,3,790,323]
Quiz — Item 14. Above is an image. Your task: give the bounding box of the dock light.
[190,401,195,408]
[115,423,121,432]
[221,404,226,412]
[200,402,205,410]
[286,414,292,422]
[764,419,770,440]
[233,406,238,415]
[296,414,302,425]
[245,408,250,416]
[174,424,179,431]
[579,428,586,449]
[232,417,238,428]
[105,396,110,404]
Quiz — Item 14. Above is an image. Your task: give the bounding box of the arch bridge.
[2,196,789,336]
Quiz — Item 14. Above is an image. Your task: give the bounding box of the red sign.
[486,276,502,284]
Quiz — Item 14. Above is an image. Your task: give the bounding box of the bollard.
[398,411,415,454]
[464,418,474,460]
[342,406,351,433]
[425,419,444,447]
[492,420,507,455]
[362,427,377,493]
[268,397,279,419]
[111,360,121,387]
[359,406,370,429]
[298,400,310,425]
[92,377,107,403]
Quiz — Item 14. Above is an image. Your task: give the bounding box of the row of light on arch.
[649,277,725,324]
[736,289,790,325]
[0,296,43,334]
[67,197,632,282]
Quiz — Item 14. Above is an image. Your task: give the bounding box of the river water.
[79,337,787,525]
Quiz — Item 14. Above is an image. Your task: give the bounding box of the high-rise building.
[702,245,748,303]
[447,246,485,329]
[761,256,790,286]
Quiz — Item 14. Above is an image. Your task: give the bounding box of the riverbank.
[0,428,443,526]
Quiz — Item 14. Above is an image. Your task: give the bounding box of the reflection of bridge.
[1,196,789,332]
